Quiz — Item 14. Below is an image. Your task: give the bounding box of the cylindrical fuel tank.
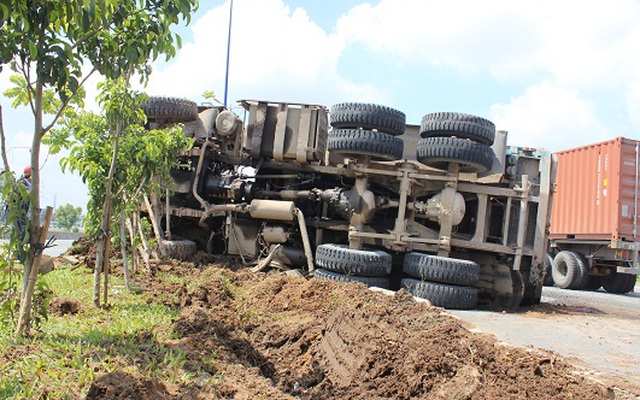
[249,199,295,221]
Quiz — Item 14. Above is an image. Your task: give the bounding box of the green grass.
[0,264,189,399]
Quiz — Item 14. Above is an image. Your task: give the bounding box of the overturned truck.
[143,97,555,309]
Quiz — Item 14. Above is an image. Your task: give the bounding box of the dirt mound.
[85,262,616,399]
[66,236,93,256]
[49,297,83,316]
[86,371,172,400]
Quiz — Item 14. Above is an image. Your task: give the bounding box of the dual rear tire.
[314,246,481,309]
[551,251,589,290]
[313,244,392,289]
[401,252,479,309]
[417,112,496,174]
[328,103,405,161]
[550,250,636,294]
[328,104,496,174]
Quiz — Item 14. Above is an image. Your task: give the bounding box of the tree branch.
[0,105,11,172]
[42,67,98,135]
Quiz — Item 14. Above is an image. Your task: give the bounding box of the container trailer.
[548,137,640,293]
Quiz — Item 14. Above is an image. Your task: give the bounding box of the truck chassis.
[144,98,555,309]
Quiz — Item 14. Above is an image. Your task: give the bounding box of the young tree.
[54,203,82,231]
[50,78,190,307]
[0,0,198,336]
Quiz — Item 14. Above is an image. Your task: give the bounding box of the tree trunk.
[103,232,111,305]
[136,217,152,273]
[0,105,11,172]
[15,206,53,337]
[121,209,131,291]
[165,187,171,240]
[16,79,45,337]
[125,214,138,274]
[143,193,164,256]
[94,119,122,307]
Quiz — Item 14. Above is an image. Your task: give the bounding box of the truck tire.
[163,239,197,260]
[313,268,391,289]
[402,252,479,286]
[602,273,636,294]
[416,137,494,173]
[551,251,587,289]
[584,276,602,291]
[315,244,392,276]
[420,112,495,145]
[625,275,638,292]
[330,102,406,136]
[401,278,478,309]
[142,96,199,123]
[572,252,590,290]
[328,129,404,161]
[543,253,554,286]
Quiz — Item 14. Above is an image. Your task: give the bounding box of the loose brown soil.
[49,297,83,316]
[85,256,632,399]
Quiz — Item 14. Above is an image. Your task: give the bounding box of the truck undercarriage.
[143,97,555,309]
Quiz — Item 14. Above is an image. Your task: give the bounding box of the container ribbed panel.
[550,137,640,241]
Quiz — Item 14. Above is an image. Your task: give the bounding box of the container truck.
[143,97,555,309]
[548,137,640,293]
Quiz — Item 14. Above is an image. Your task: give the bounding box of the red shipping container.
[550,137,640,241]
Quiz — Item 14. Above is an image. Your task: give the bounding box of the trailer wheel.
[401,278,478,309]
[330,102,406,136]
[551,251,587,289]
[163,239,197,260]
[584,276,602,291]
[402,252,479,286]
[416,137,494,173]
[142,96,199,124]
[313,268,391,289]
[328,129,404,161]
[625,275,638,292]
[315,244,392,276]
[602,273,636,294]
[543,253,554,286]
[420,112,495,145]
[572,252,590,290]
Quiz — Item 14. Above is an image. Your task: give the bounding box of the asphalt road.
[0,238,75,257]
[449,284,640,385]
[44,238,74,257]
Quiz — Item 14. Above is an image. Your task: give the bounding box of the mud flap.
[520,270,543,306]
[490,264,524,310]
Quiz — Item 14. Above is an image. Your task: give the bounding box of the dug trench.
[78,255,637,399]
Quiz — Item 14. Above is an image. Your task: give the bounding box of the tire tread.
[314,268,391,289]
[328,129,404,161]
[315,244,392,276]
[401,278,478,309]
[420,112,495,145]
[403,252,479,286]
[330,102,406,135]
[416,137,493,173]
[142,96,199,123]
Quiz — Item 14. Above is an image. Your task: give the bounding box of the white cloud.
[626,77,640,127]
[334,0,640,89]
[145,0,381,108]
[335,1,540,74]
[3,0,640,212]
[490,82,609,151]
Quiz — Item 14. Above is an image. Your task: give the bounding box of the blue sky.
[2,0,640,210]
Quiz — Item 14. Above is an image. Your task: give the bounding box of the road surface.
[449,284,640,389]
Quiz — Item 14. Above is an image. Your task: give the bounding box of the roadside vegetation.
[0,262,188,399]
[0,0,198,337]
[53,204,83,232]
